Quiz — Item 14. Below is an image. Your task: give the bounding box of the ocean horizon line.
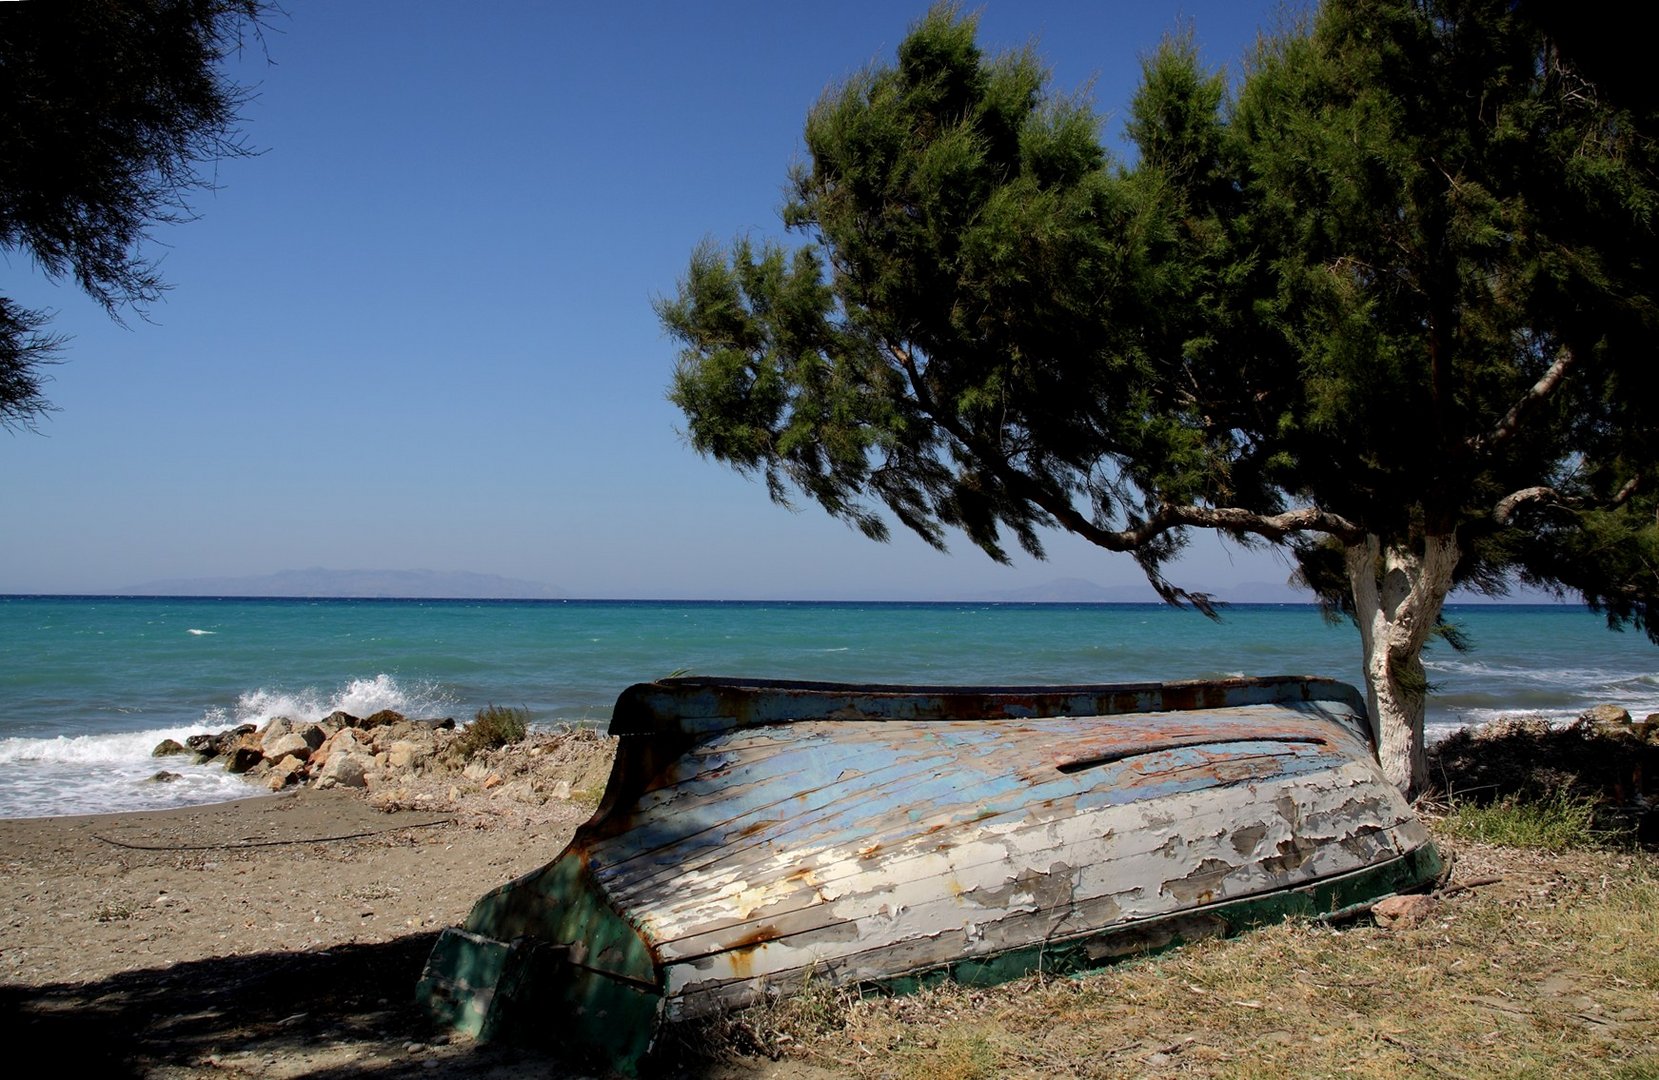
[0,592,1582,608]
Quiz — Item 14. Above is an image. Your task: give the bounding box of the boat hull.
[418,676,1440,1071]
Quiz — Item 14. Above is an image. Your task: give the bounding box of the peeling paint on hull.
[417,675,1440,1073]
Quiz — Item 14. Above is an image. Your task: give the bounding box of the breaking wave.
[219,673,459,728]
[0,674,460,819]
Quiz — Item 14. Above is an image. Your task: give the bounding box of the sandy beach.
[0,785,594,1078]
[2,723,1654,1080]
[0,725,824,1079]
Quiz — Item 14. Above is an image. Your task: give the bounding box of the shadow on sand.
[3,932,437,1078]
[0,930,778,1079]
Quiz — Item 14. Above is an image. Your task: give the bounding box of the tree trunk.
[1345,533,1459,799]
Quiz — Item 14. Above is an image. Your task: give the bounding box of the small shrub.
[448,704,529,762]
[1438,790,1609,851]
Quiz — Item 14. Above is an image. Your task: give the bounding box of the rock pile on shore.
[151,710,617,822]
[155,708,458,792]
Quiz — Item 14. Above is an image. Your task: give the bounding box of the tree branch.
[884,339,1364,556]
[1385,533,1460,663]
[1493,473,1646,524]
[1493,485,1574,523]
[1470,346,1578,455]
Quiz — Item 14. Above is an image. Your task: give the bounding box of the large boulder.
[152,739,188,757]
[265,755,307,790]
[295,723,329,750]
[262,732,314,763]
[315,751,371,789]
[359,709,407,730]
[1578,703,1634,733]
[259,716,295,741]
[310,728,363,771]
[226,744,264,774]
[386,739,429,771]
[186,724,256,761]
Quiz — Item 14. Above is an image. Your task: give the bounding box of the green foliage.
[1439,791,1607,851]
[0,0,266,429]
[665,0,1656,613]
[665,4,1154,572]
[662,0,1659,751]
[1236,0,1659,614]
[450,704,530,761]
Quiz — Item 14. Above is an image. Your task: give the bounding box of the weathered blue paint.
[418,674,1437,1075]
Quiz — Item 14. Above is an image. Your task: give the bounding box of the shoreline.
[3,787,294,825]
[0,705,1587,823]
[2,726,1654,1078]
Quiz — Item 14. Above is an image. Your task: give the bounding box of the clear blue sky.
[2,1,1336,600]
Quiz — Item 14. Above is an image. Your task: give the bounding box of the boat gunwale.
[609,674,1375,748]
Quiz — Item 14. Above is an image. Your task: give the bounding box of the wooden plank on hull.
[420,675,1439,1076]
[648,767,1424,985]
[594,706,1371,900]
[603,739,1367,935]
[625,743,1360,944]
[660,846,1442,1020]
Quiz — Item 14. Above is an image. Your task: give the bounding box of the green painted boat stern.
[415,850,664,1071]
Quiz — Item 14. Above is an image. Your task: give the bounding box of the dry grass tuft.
[676,837,1659,1078]
[1433,789,1610,851]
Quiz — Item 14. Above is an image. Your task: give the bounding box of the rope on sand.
[91,817,454,850]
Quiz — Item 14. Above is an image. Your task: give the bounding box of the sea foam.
[0,673,459,819]
[224,673,457,728]
[0,724,258,819]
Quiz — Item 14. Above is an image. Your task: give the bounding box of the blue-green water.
[1,596,1654,818]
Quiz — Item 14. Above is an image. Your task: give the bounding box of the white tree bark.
[1345,532,1460,798]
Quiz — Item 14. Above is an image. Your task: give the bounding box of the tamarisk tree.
[661,1,1658,797]
[0,0,264,429]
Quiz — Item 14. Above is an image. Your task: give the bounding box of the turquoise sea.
[1,595,1655,819]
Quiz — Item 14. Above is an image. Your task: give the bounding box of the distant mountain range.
[110,570,1309,603]
[118,568,565,600]
[103,569,1555,603]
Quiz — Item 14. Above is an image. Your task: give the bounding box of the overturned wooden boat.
[418,675,1440,1070]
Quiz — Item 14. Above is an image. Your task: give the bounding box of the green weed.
[1438,790,1610,851]
[447,704,530,762]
